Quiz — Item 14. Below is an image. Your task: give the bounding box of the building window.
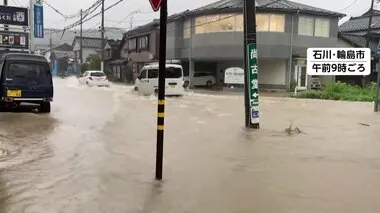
[269,14,285,32]
[256,14,285,32]
[235,14,244,31]
[128,38,137,51]
[256,14,270,31]
[138,36,149,50]
[183,20,191,38]
[314,18,330,37]
[298,16,315,36]
[219,14,235,31]
[194,13,284,34]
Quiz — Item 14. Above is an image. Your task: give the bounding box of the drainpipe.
[290,10,299,94]
[188,21,193,88]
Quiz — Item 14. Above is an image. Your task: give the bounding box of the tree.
[85,53,101,70]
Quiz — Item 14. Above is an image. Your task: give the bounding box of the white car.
[193,72,216,87]
[134,63,185,96]
[79,70,110,87]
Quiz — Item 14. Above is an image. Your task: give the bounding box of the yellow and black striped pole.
[155,0,167,180]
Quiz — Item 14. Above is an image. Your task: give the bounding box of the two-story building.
[338,9,380,86]
[120,0,346,90]
[72,36,103,63]
[103,39,131,82]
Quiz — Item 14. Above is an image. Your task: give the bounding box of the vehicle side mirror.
[137,75,142,80]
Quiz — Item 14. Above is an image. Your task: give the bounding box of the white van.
[134,63,185,96]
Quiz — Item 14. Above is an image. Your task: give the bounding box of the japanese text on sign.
[306,48,371,76]
[247,43,259,123]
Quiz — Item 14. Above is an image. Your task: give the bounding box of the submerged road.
[0,77,379,212]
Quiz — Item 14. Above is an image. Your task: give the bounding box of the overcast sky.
[7,0,377,30]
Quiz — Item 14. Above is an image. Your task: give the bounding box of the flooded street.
[0,77,380,212]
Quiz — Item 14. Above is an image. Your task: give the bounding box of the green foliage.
[293,81,377,102]
[80,63,88,73]
[290,80,297,91]
[85,53,101,70]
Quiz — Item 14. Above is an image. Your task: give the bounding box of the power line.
[11,0,19,6]
[338,0,359,12]
[64,0,124,31]
[110,10,141,28]
[42,0,68,19]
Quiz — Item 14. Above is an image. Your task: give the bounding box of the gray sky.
[8,0,376,30]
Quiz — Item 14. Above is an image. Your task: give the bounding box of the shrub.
[293,81,377,102]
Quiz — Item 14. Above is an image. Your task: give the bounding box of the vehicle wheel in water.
[0,103,5,112]
[39,102,51,113]
[134,87,138,92]
[154,89,158,95]
[206,81,213,87]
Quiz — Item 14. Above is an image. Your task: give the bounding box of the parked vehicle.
[0,53,53,113]
[78,70,110,87]
[134,63,185,96]
[193,72,216,87]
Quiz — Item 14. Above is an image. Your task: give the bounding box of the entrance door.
[295,65,308,90]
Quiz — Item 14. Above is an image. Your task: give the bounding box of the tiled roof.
[339,33,367,47]
[107,39,121,47]
[338,9,380,33]
[52,50,75,59]
[72,36,102,49]
[185,0,344,17]
[338,33,378,53]
[125,0,344,37]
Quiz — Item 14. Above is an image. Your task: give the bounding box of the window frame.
[138,35,149,51]
[128,38,137,51]
[314,18,330,37]
[298,16,315,36]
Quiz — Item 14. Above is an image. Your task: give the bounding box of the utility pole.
[129,16,133,30]
[243,0,259,128]
[188,20,193,88]
[101,0,105,71]
[155,0,167,180]
[49,32,52,49]
[365,0,375,88]
[3,0,8,53]
[80,9,83,63]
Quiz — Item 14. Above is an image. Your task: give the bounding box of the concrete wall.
[258,60,287,86]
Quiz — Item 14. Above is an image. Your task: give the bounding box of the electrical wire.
[64,0,124,30]
[60,0,125,39]
[11,0,19,6]
[42,0,68,19]
[110,10,141,28]
[338,0,359,12]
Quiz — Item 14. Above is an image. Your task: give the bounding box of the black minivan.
[0,53,53,113]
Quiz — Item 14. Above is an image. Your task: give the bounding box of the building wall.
[170,13,341,61]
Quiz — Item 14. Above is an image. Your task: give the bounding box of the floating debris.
[285,123,304,136]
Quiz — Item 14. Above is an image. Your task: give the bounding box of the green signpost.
[247,43,259,126]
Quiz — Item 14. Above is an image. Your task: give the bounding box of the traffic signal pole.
[243,0,259,128]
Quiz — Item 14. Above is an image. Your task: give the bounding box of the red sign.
[149,0,162,11]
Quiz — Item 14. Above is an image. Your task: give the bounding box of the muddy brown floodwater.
[0,77,379,213]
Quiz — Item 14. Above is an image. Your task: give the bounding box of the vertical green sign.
[247,43,259,124]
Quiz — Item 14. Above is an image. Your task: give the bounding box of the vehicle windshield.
[147,67,182,79]
[5,61,52,83]
[90,72,105,77]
